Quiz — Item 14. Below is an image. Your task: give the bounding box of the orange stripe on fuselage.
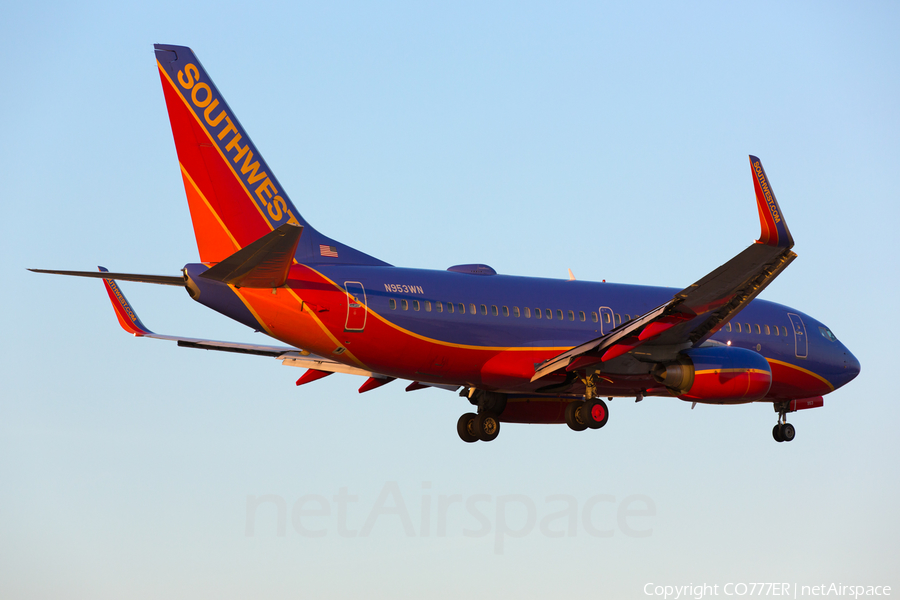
[767,358,834,398]
[235,265,567,388]
[192,261,836,396]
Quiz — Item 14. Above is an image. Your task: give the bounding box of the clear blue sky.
[2,1,898,598]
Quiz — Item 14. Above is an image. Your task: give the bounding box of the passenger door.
[344,282,367,332]
[787,313,808,358]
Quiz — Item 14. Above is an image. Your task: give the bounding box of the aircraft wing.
[96,268,456,393]
[532,156,796,381]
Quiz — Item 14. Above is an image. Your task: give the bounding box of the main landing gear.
[564,397,610,431]
[457,412,500,443]
[564,374,611,433]
[457,389,507,443]
[772,402,796,443]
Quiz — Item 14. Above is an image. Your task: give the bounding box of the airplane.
[31,44,860,444]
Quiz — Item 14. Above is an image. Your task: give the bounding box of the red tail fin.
[154,44,388,267]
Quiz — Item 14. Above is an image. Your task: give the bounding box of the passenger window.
[402,300,409,310]
[615,314,621,325]
[744,323,750,333]
[765,325,770,335]
[447,302,454,314]
[547,309,554,319]
[725,322,731,332]
[782,326,788,336]
[524,307,530,318]
[604,313,611,324]
[567,310,574,321]
[480,304,487,315]
[502,306,509,317]
[436,301,443,313]
[413,300,420,311]
[579,311,586,322]
[425,301,432,312]
[736,323,742,333]
[514,306,520,317]
[625,314,631,321]
[556,309,563,320]
[591,312,598,323]
[535,308,541,319]
[491,305,498,316]
[458,303,465,313]
[389,299,396,310]
[470,304,477,315]
[754,324,760,334]
[773,324,778,335]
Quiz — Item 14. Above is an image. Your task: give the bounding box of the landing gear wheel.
[475,414,500,442]
[772,424,784,442]
[457,413,478,443]
[565,401,587,432]
[781,422,795,442]
[582,398,609,429]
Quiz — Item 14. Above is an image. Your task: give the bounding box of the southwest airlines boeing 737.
[32,44,860,444]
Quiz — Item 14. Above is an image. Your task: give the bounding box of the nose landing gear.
[772,402,796,443]
[772,422,796,442]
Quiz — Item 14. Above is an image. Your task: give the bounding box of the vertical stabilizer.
[154,44,389,267]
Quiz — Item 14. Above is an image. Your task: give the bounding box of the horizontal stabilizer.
[29,268,185,286]
[200,223,303,288]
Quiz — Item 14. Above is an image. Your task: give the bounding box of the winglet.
[99,267,153,336]
[750,156,794,248]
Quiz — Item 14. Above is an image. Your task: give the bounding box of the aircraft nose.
[834,347,861,388]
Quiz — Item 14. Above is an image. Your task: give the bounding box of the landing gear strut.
[772,402,796,443]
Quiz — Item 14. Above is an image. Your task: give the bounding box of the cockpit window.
[819,326,837,342]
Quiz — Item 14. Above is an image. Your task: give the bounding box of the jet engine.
[652,346,772,404]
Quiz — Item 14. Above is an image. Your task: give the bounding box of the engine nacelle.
[652,346,772,404]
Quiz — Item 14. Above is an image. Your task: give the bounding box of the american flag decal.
[319,244,339,258]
